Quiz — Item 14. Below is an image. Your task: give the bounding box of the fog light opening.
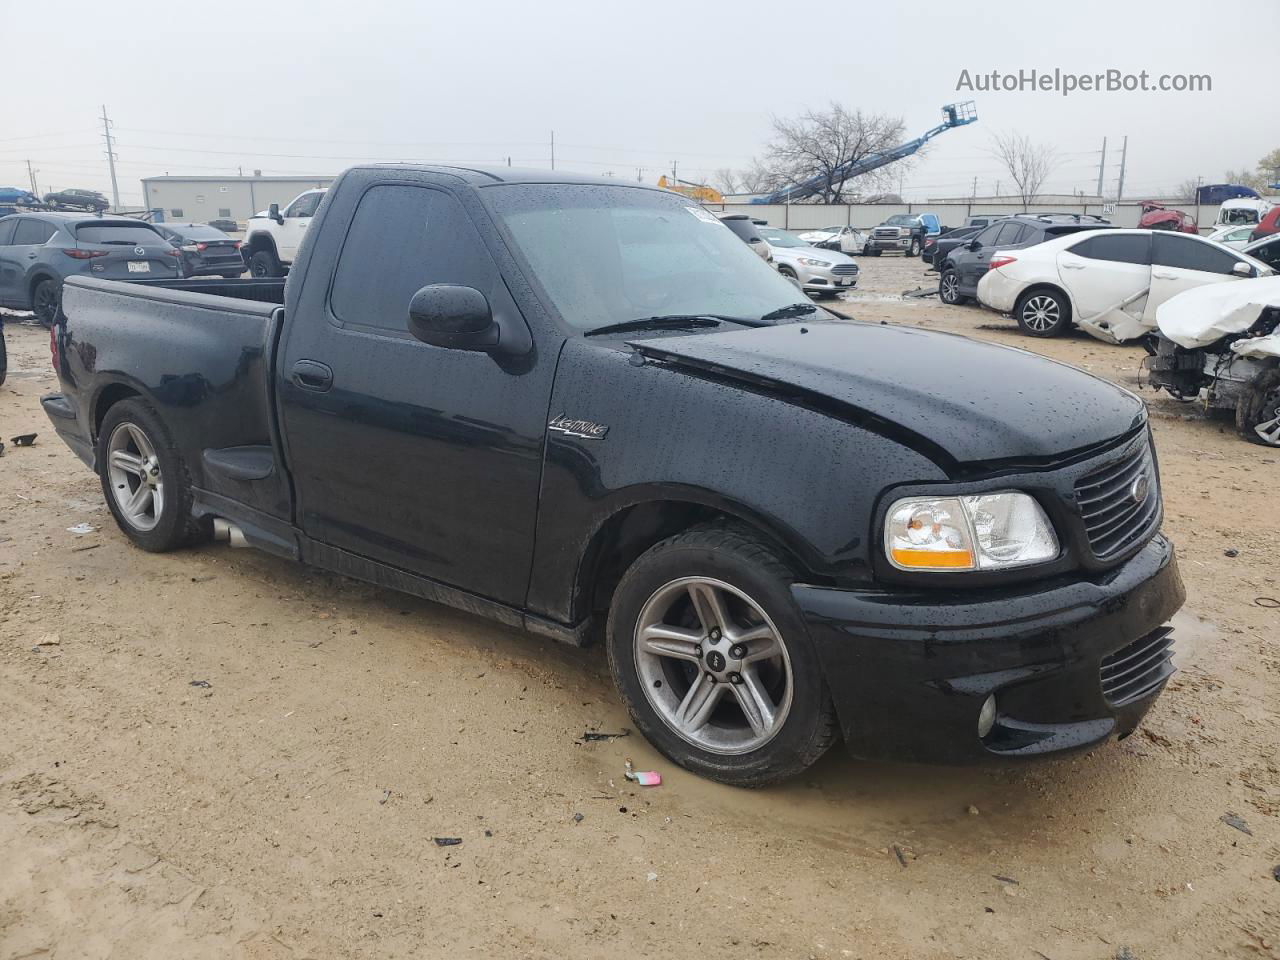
[977,694,997,739]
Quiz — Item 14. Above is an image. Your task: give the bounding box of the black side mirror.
[967,239,981,250]
[408,284,500,351]
[269,202,284,225]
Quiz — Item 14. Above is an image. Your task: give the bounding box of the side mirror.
[1232,261,1253,277]
[967,239,982,250]
[407,284,500,351]
[269,203,284,225]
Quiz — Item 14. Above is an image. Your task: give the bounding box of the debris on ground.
[1115,948,1136,960]
[1272,864,1280,882]
[572,812,584,823]
[189,679,212,688]
[993,875,1018,885]
[582,729,630,742]
[902,286,938,299]
[624,758,661,786]
[1255,597,1280,609]
[34,633,60,647]
[892,844,908,868]
[69,543,100,553]
[378,789,392,805]
[1223,548,1239,557]
[967,805,980,815]
[1220,813,1252,836]
[67,523,95,535]
[10,433,36,446]
[433,837,462,847]
[646,871,657,882]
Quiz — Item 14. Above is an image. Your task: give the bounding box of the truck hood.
[1157,274,1280,349]
[631,320,1145,469]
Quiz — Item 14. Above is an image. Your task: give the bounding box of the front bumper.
[798,263,858,292]
[794,534,1184,764]
[869,234,912,252]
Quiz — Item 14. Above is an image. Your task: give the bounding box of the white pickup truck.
[240,188,327,277]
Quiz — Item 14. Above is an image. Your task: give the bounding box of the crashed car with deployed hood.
[41,163,1183,786]
[1145,275,1280,446]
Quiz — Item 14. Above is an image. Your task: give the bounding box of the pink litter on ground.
[630,771,661,786]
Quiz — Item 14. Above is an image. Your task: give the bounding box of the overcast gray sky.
[2,0,1275,205]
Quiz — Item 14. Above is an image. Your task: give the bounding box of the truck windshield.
[884,215,917,226]
[485,184,811,332]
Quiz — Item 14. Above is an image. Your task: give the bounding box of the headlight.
[884,492,1058,572]
[798,257,831,267]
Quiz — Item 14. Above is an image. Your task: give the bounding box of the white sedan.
[1205,224,1257,250]
[796,224,868,256]
[976,228,1274,343]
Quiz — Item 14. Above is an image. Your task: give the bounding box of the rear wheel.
[938,268,967,305]
[1236,368,1280,447]
[248,248,282,278]
[97,398,208,552]
[32,278,60,326]
[0,324,7,387]
[1015,289,1071,338]
[605,524,838,787]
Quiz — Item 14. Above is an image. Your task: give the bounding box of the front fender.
[524,339,946,623]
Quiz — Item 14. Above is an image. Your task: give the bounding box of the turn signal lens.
[885,497,976,571]
[989,255,1018,270]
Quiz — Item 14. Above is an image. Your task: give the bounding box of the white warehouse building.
[140,175,334,226]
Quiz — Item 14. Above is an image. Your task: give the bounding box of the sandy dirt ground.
[1,256,1277,959]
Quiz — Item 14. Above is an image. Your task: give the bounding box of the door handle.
[1061,262,1085,269]
[290,359,333,392]
[26,253,37,259]
[1152,271,1175,280]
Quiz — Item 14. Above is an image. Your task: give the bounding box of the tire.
[0,324,7,388]
[869,248,882,257]
[1015,288,1071,338]
[938,268,968,305]
[907,238,920,257]
[605,523,838,787]
[861,242,871,256]
[1235,367,1280,447]
[32,278,61,326]
[97,398,209,552]
[248,248,282,278]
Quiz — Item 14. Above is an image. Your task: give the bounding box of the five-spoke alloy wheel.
[606,524,838,786]
[106,421,165,531]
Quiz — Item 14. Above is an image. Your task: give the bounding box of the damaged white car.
[1144,275,1280,446]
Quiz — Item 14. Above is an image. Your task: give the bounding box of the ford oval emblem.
[133,246,145,256]
[1129,473,1150,504]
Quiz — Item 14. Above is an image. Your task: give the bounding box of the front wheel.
[0,324,7,387]
[907,238,920,257]
[248,249,282,278]
[606,525,838,787]
[1236,368,1280,447]
[1015,289,1071,338]
[97,398,209,552]
[32,278,61,326]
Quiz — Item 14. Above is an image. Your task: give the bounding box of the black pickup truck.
[42,164,1184,786]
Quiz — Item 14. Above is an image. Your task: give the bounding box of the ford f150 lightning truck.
[42,164,1184,786]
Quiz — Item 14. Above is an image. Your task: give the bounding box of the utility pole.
[100,105,120,211]
[970,176,977,200]
[636,167,644,182]
[1096,137,1107,198]
[671,160,678,182]
[1116,136,1128,202]
[550,130,555,170]
[25,160,39,196]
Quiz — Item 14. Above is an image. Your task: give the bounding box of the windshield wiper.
[585,315,730,337]
[759,302,820,322]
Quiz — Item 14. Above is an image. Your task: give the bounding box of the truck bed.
[52,276,294,550]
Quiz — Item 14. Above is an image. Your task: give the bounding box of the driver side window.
[286,192,321,218]
[972,224,1002,247]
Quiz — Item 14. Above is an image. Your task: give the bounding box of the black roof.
[357,163,663,190]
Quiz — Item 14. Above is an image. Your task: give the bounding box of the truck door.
[277,191,322,262]
[277,181,554,607]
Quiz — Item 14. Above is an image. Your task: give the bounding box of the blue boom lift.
[750,101,977,204]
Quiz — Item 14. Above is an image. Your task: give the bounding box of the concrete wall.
[706,201,1225,234]
[140,177,334,225]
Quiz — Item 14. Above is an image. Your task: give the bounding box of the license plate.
[838,278,853,285]
[127,261,150,273]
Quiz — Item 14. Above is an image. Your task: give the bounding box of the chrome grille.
[873,228,900,239]
[831,264,858,276]
[1074,438,1161,561]
[1100,626,1175,706]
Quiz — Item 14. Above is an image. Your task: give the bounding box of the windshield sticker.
[685,206,721,225]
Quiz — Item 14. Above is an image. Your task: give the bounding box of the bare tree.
[753,104,909,203]
[989,132,1059,211]
[1173,178,1201,202]
[712,168,741,196]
